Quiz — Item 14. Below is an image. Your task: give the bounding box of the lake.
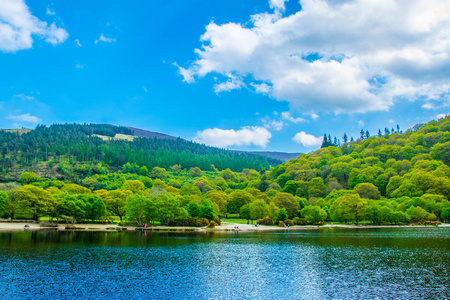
[0,228,449,299]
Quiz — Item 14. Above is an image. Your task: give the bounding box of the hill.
[0,123,281,182]
[1,117,449,227]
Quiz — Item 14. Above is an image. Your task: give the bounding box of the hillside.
[0,123,281,182]
[0,116,449,226]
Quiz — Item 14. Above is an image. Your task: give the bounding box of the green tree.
[85,195,106,222]
[104,189,132,221]
[189,167,203,177]
[300,206,327,224]
[331,194,368,225]
[151,167,167,180]
[15,185,56,221]
[275,208,288,222]
[240,204,251,220]
[18,172,41,185]
[273,192,300,219]
[250,199,269,220]
[353,183,381,200]
[308,177,326,198]
[121,180,145,194]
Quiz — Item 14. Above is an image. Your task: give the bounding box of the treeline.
[0,116,449,226]
[0,123,280,181]
[321,124,403,148]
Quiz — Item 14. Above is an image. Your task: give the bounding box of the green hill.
[0,123,281,182]
[0,116,449,226]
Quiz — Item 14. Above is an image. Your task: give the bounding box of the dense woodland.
[0,116,449,227]
[0,123,279,182]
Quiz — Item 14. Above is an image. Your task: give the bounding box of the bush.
[256,216,273,225]
[284,219,294,226]
[295,218,308,225]
[293,217,300,224]
[278,222,285,227]
[214,217,222,226]
[312,220,325,225]
[207,221,218,228]
[196,218,210,227]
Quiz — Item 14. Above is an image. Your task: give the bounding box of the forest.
[0,123,279,183]
[0,116,449,227]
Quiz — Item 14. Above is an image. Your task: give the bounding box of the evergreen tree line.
[0,123,280,182]
[322,124,404,148]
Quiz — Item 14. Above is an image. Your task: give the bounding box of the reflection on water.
[0,228,449,299]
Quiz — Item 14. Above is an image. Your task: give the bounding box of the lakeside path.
[0,222,449,232]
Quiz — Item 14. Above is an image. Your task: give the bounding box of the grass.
[222,218,252,225]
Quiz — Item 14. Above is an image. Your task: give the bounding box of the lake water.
[0,228,449,299]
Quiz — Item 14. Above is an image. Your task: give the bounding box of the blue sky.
[0,0,448,153]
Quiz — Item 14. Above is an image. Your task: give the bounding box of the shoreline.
[0,222,448,232]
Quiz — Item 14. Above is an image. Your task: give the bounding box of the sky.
[0,0,449,153]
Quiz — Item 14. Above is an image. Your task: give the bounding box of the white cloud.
[46,8,55,15]
[389,119,395,123]
[74,39,82,47]
[214,76,244,94]
[250,82,271,94]
[262,119,285,131]
[281,111,305,123]
[292,131,322,147]
[142,86,148,92]
[358,120,365,127]
[0,0,68,52]
[75,63,85,69]
[8,113,41,123]
[269,0,288,12]
[95,33,116,44]
[195,126,272,148]
[311,113,319,119]
[436,113,447,119]
[14,94,34,100]
[178,0,450,115]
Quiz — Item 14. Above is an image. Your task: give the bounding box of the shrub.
[207,221,218,228]
[39,221,58,228]
[278,222,286,227]
[196,218,210,227]
[256,216,273,225]
[214,217,221,226]
[295,218,307,225]
[284,219,294,226]
[312,220,325,225]
[293,217,300,224]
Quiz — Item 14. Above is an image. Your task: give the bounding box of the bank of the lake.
[0,221,449,232]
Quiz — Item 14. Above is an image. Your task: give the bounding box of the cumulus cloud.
[262,119,285,131]
[281,111,305,123]
[195,126,272,148]
[436,113,447,119]
[250,82,271,94]
[95,33,116,44]
[311,113,319,119]
[8,113,41,123]
[177,0,450,115]
[292,131,322,147]
[269,0,288,11]
[0,0,68,52]
[46,8,55,15]
[214,76,244,94]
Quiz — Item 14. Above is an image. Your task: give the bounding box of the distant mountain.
[125,126,182,141]
[234,151,301,162]
[121,126,301,161]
